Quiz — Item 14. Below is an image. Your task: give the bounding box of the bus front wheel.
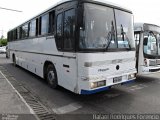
[46,64,58,89]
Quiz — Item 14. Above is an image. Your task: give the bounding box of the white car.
[0,46,6,53]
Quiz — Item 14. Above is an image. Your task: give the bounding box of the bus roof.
[55,0,132,12]
[34,0,132,16]
[9,0,132,32]
[134,23,160,32]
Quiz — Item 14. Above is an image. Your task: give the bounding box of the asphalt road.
[0,54,160,118]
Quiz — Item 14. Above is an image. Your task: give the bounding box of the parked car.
[0,46,6,53]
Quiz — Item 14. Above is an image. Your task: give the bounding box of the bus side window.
[8,31,12,42]
[41,14,49,35]
[13,29,17,41]
[20,27,22,39]
[21,23,29,38]
[29,20,36,37]
[56,13,63,50]
[49,10,55,34]
[36,18,39,36]
[63,9,75,50]
[143,37,148,45]
[17,28,20,39]
[39,17,42,36]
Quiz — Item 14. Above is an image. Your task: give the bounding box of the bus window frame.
[55,4,77,52]
[63,8,76,51]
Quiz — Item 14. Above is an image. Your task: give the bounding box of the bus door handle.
[63,64,70,68]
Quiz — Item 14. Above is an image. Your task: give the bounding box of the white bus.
[7,0,136,94]
[134,23,160,75]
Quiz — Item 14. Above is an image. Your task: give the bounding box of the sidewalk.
[0,71,36,120]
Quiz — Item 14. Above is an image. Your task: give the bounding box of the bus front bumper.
[80,79,135,95]
[141,66,160,74]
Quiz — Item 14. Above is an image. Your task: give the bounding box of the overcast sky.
[0,0,160,37]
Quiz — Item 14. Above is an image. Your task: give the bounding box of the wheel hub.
[48,71,55,84]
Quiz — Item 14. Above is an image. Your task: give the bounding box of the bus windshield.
[115,9,134,49]
[143,31,160,56]
[79,3,135,50]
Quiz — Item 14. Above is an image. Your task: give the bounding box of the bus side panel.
[57,52,78,93]
[10,50,44,78]
[8,37,78,93]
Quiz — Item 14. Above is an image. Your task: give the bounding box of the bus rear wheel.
[46,64,58,89]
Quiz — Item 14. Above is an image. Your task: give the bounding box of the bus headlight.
[90,80,106,89]
[128,73,136,80]
[90,82,97,89]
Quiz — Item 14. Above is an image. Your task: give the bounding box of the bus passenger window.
[29,20,36,37]
[63,9,75,50]
[41,14,49,35]
[21,24,29,38]
[49,11,55,34]
[11,31,13,41]
[56,13,63,50]
[13,29,17,40]
[36,18,39,36]
[17,28,21,39]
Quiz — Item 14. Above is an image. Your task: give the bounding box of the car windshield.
[143,31,160,56]
[79,3,135,51]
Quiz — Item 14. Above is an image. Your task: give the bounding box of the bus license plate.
[113,76,122,83]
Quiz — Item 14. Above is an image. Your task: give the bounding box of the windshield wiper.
[105,21,116,50]
[120,24,131,50]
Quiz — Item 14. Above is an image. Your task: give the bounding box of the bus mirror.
[143,37,148,45]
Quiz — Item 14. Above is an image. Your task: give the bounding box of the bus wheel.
[46,64,58,89]
[13,55,16,66]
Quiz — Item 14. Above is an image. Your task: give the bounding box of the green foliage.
[0,38,7,46]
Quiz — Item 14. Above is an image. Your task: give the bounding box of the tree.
[0,38,7,46]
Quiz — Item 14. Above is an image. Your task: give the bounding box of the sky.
[0,0,160,38]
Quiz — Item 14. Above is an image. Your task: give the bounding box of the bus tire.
[46,64,58,89]
[12,54,16,66]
